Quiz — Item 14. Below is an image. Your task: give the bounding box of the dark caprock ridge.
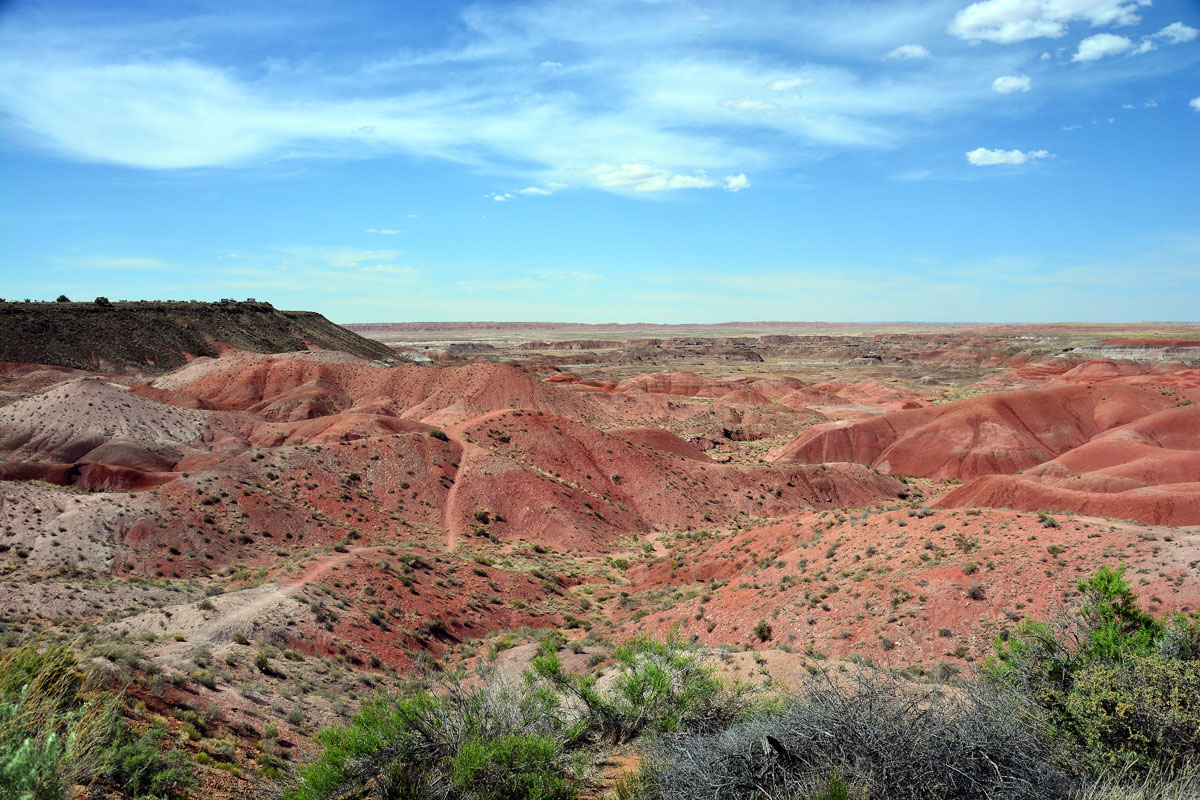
[0,299,397,371]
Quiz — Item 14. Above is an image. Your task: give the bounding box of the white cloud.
[540,60,563,68]
[717,97,779,113]
[950,0,1146,43]
[723,173,750,192]
[1072,33,1133,62]
[992,75,1031,94]
[885,44,930,60]
[1191,97,1200,112]
[1061,123,1082,130]
[965,147,1054,166]
[517,186,552,195]
[485,192,515,201]
[1126,22,1199,56]
[585,163,716,192]
[1144,99,1157,107]
[1155,22,1199,45]
[0,0,1182,198]
[766,77,812,92]
[365,228,402,235]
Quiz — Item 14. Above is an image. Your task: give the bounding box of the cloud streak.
[965,147,1053,166]
[0,0,1193,197]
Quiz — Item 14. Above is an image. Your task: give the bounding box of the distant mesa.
[0,299,396,372]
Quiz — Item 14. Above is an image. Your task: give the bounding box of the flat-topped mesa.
[1074,339,1200,362]
[0,299,397,372]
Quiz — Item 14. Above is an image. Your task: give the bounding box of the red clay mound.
[607,428,713,462]
[615,371,746,398]
[772,383,1170,480]
[933,405,1200,525]
[1059,359,1147,382]
[935,475,1200,526]
[446,410,907,551]
[246,414,433,448]
[136,357,596,425]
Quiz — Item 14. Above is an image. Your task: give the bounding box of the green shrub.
[1063,653,1200,772]
[286,679,577,800]
[0,643,193,799]
[531,634,746,745]
[988,565,1200,774]
[107,728,195,799]
[450,734,575,800]
[0,644,118,799]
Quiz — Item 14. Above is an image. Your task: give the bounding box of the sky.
[0,0,1197,324]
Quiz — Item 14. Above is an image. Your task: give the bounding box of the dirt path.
[151,546,374,665]
[441,433,479,552]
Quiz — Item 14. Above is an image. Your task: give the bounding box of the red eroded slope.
[936,405,1200,525]
[606,428,713,462]
[622,506,1198,664]
[935,475,1200,526]
[772,383,1170,480]
[444,409,908,551]
[134,357,597,424]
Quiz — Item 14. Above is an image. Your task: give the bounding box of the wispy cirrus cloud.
[884,44,930,60]
[0,0,1193,198]
[0,1,1047,193]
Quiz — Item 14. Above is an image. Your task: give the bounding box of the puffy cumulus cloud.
[1191,97,1200,112]
[585,163,717,192]
[1072,33,1133,61]
[766,77,813,92]
[517,186,551,195]
[949,0,1146,43]
[965,147,1054,165]
[885,44,930,60]
[723,173,750,192]
[717,97,780,113]
[992,75,1031,93]
[485,192,515,201]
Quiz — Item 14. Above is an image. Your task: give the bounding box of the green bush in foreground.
[989,565,1200,774]
[286,680,580,800]
[531,634,748,745]
[0,642,193,800]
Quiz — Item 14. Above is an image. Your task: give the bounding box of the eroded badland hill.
[2,310,1198,797]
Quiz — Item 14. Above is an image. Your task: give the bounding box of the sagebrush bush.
[635,669,1071,800]
[0,644,120,800]
[0,642,193,800]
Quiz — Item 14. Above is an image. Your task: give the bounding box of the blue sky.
[1,0,1197,323]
